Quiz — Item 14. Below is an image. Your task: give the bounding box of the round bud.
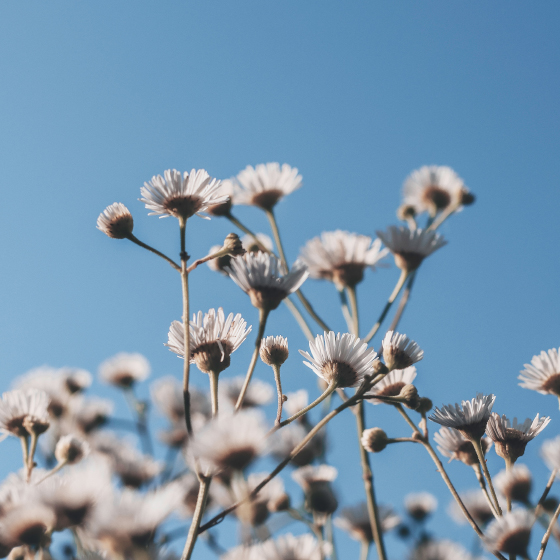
[55,434,90,465]
[223,233,246,257]
[260,336,289,367]
[97,203,134,239]
[361,428,389,453]
[399,384,420,410]
[416,397,433,414]
[372,360,389,376]
[397,204,417,221]
[460,189,476,206]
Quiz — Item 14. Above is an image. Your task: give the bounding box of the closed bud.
[223,233,246,257]
[399,384,420,410]
[260,336,289,367]
[397,204,417,221]
[361,428,388,453]
[460,189,476,206]
[416,397,433,414]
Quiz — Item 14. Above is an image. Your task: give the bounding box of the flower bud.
[361,428,388,453]
[399,384,420,410]
[397,204,417,221]
[260,336,289,367]
[97,203,134,239]
[223,233,246,257]
[416,397,433,414]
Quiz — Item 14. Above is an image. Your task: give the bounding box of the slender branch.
[127,233,181,271]
[181,476,212,560]
[272,364,284,426]
[535,469,557,519]
[26,433,39,482]
[19,436,29,473]
[284,297,314,341]
[347,286,359,337]
[276,383,337,429]
[209,371,219,417]
[364,270,408,343]
[235,308,269,410]
[385,272,416,340]
[537,501,560,560]
[338,287,354,332]
[473,464,500,519]
[187,247,230,273]
[472,438,502,516]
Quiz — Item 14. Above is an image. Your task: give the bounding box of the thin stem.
[473,464,500,519]
[235,308,269,411]
[179,218,193,435]
[427,202,461,231]
[277,383,337,429]
[187,247,230,273]
[209,371,219,417]
[356,402,387,560]
[325,515,338,560]
[505,457,514,512]
[338,287,354,332]
[395,404,422,435]
[35,460,68,485]
[288,509,325,558]
[347,286,359,337]
[181,476,212,560]
[472,438,502,516]
[535,469,557,519]
[296,290,331,333]
[227,214,270,252]
[26,432,39,482]
[127,233,180,271]
[537,500,560,560]
[360,541,370,560]
[19,436,29,472]
[284,297,314,341]
[385,272,416,338]
[272,364,284,426]
[364,270,408,343]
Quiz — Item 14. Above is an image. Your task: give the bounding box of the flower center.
[191,341,232,374]
[332,263,365,288]
[250,189,284,210]
[375,382,406,399]
[321,361,358,388]
[497,528,531,555]
[542,373,560,395]
[163,195,203,219]
[218,446,257,471]
[394,252,425,272]
[422,186,451,210]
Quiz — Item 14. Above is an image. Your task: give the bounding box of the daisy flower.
[366,366,417,404]
[405,492,437,522]
[483,509,533,556]
[518,347,560,406]
[0,390,50,438]
[97,202,134,239]
[260,335,289,367]
[381,331,423,371]
[433,427,492,466]
[494,464,532,504]
[292,465,338,518]
[98,352,150,389]
[449,490,496,526]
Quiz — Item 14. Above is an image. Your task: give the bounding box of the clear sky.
[1,1,559,558]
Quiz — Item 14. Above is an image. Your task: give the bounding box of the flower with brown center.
[98,352,150,389]
[298,230,388,289]
[97,202,134,239]
[299,331,377,389]
[260,335,289,367]
[433,427,492,466]
[381,331,423,371]
[365,366,417,404]
[518,347,560,407]
[269,423,325,467]
[225,252,308,311]
[376,226,447,273]
[234,162,302,210]
[485,412,550,463]
[292,465,338,521]
[140,168,227,221]
[404,492,437,522]
[335,502,400,542]
[0,390,50,439]
[206,178,235,217]
[494,464,532,505]
[483,509,534,557]
[54,434,90,465]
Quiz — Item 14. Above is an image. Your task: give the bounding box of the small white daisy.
[483,508,534,556]
[541,435,560,471]
[494,464,532,504]
[292,465,338,518]
[376,226,447,272]
[300,331,377,389]
[335,502,400,542]
[485,412,550,462]
[65,396,113,434]
[0,503,56,548]
[365,366,417,404]
[140,169,227,220]
[410,540,479,560]
[448,490,496,526]
[97,202,134,239]
[518,347,560,404]
[260,335,289,367]
[403,165,466,216]
[405,492,438,522]
[234,163,302,210]
[381,331,423,371]
[98,353,150,388]
[299,230,389,288]
[429,394,496,441]
[433,427,492,466]
[54,434,90,465]
[166,308,251,374]
[0,390,50,438]
[259,533,324,560]
[226,252,308,311]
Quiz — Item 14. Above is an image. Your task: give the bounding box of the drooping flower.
[483,509,534,556]
[166,308,251,374]
[299,230,388,289]
[365,366,417,404]
[97,203,134,239]
[299,332,377,389]
[226,252,308,311]
[335,502,400,542]
[99,353,150,389]
[433,427,492,466]
[429,394,496,441]
[518,347,560,406]
[376,226,447,273]
[140,169,227,220]
[234,163,302,210]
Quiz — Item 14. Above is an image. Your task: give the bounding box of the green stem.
[356,402,387,560]
[347,286,359,337]
[472,438,502,516]
[181,476,212,560]
[364,270,408,343]
[277,383,337,428]
[209,371,219,417]
[272,364,284,426]
[127,233,181,271]
[235,308,269,410]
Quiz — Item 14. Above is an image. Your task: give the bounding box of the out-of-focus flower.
[65,397,113,435]
[54,434,90,465]
[206,178,235,217]
[99,353,150,389]
[409,539,480,560]
[483,509,534,556]
[404,492,437,522]
[0,390,50,438]
[270,423,325,467]
[449,490,497,526]
[150,377,210,424]
[292,465,338,520]
[241,233,274,254]
[494,464,532,504]
[335,502,400,542]
[518,347,560,406]
[219,377,274,409]
[433,427,492,466]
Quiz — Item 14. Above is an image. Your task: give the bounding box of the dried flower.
[97,203,134,239]
[260,336,289,367]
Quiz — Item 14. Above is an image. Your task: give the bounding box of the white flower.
[97,202,134,239]
[429,394,496,440]
[206,178,235,217]
[260,534,323,560]
[381,331,423,371]
[140,169,227,220]
[484,508,534,556]
[187,410,268,475]
[366,366,417,404]
[269,423,325,467]
[167,308,251,374]
[54,434,90,464]
[299,230,389,288]
[65,397,113,435]
[376,226,447,272]
[518,347,560,401]
[485,412,550,461]
[219,377,274,409]
[99,352,150,388]
[433,426,492,466]
[335,502,400,542]
[299,332,377,389]
[0,390,50,438]
[494,464,532,504]
[0,503,56,548]
[405,492,437,521]
[226,252,308,311]
[260,335,289,367]
[283,389,309,418]
[541,435,560,471]
[403,165,466,215]
[234,163,302,210]
[410,540,479,560]
[292,465,338,518]
[449,491,496,526]
[242,233,274,254]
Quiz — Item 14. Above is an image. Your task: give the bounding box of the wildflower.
[381,331,423,371]
[226,252,308,311]
[54,434,90,465]
[518,347,560,406]
[404,492,437,522]
[206,178,235,217]
[433,427,492,466]
[299,230,388,289]
[99,353,150,389]
[234,163,302,210]
[292,465,338,519]
[299,332,377,389]
[365,366,417,404]
[269,423,325,467]
[494,464,532,504]
[409,540,478,560]
[483,509,533,556]
[66,397,113,434]
[335,503,400,542]
[0,504,56,548]
[361,428,389,453]
[0,390,50,438]
[150,377,210,423]
[97,203,134,239]
[259,534,324,560]
[449,491,496,526]
[283,390,309,419]
[260,336,289,367]
[541,435,560,471]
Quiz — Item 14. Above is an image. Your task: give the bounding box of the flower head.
[494,464,532,504]
[449,490,496,526]
[518,347,560,405]
[484,509,533,556]
[150,376,210,423]
[0,390,50,438]
[219,377,274,409]
[167,308,251,374]
[300,332,377,389]
[365,366,417,404]
[405,492,437,522]
[97,203,134,239]
[54,434,90,465]
[433,427,492,466]
[361,428,389,453]
[429,394,496,441]
[409,540,479,560]
[540,435,560,471]
[260,336,289,367]
[206,178,235,217]
[381,331,423,371]
[299,231,388,288]
[485,412,550,462]
[269,423,325,467]
[376,226,447,273]
[140,169,227,220]
[403,165,467,216]
[234,163,302,210]
[226,252,308,311]
[335,503,399,542]
[292,465,338,519]
[99,352,150,389]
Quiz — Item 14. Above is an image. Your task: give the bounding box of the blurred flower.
[541,435,560,471]
[433,427,492,466]
[404,492,437,522]
[335,502,400,542]
[292,465,338,520]
[409,539,479,560]
[99,352,150,389]
[241,233,274,254]
[260,533,323,560]
[219,377,274,409]
[518,347,560,405]
[206,178,235,217]
[65,397,113,435]
[483,508,533,556]
[150,377,210,424]
[270,423,325,467]
[54,434,90,465]
[0,390,50,438]
[494,464,532,504]
[449,490,496,526]
[97,202,134,239]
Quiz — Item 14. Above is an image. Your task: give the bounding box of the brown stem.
[127,233,181,271]
[537,501,560,560]
[272,364,284,426]
[181,476,211,560]
[179,218,192,435]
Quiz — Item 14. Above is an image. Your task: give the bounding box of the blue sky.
[1,1,559,558]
